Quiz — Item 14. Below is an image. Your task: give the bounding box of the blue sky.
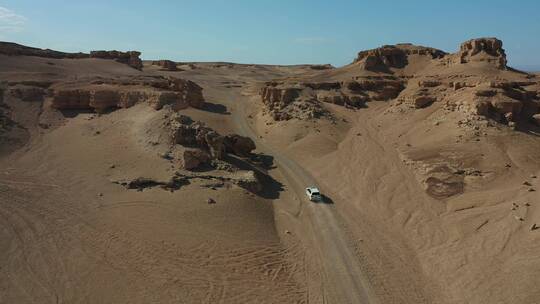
[1,0,539,70]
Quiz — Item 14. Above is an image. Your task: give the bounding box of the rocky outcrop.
[0,42,144,69]
[455,38,507,69]
[205,132,226,159]
[260,85,300,111]
[413,96,436,108]
[474,82,537,119]
[51,76,204,112]
[167,78,205,108]
[316,91,364,107]
[0,42,88,58]
[52,88,188,112]
[303,82,341,90]
[432,79,540,127]
[169,113,256,169]
[395,78,442,109]
[260,84,328,120]
[259,83,327,120]
[88,76,204,108]
[259,76,407,120]
[309,64,334,70]
[179,149,211,170]
[224,135,256,157]
[152,60,178,71]
[90,50,143,70]
[353,44,446,71]
[8,85,45,101]
[52,89,91,109]
[346,78,405,101]
[230,170,262,193]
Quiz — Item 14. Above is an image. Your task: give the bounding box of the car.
[305,187,322,202]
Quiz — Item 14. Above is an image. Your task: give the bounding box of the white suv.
[305,187,322,202]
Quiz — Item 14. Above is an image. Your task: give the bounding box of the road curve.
[231,93,377,304]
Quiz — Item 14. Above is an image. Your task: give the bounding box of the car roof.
[307,187,320,192]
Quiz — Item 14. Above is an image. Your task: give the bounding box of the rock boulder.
[180,149,211,170]
[224,134,256,157]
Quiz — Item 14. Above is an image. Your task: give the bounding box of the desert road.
[230,87,377,304]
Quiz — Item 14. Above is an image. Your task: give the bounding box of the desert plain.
[1,38,540,303]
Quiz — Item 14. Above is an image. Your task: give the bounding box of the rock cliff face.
[353,44,446,71]
[50,76,204,113]
[259,77,405,121]
[393,76,540,128]
[259,83,327,121]
[258,38,540,126]
[0,42,144,70]
[8,85,45,102]
[455,38,507,69]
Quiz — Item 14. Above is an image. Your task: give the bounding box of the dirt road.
[227,88,377,304]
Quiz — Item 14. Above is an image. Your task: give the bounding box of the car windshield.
[312,191,320,195]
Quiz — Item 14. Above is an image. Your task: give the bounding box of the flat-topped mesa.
[353,44,446,71]
[90,50,143,70]
[455,37,507,69]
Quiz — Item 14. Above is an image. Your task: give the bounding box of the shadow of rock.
[250,153,277,170]
[224,154,283,200]
[59,108,97,118]
[201,102,230,115]
[514,121,540,137]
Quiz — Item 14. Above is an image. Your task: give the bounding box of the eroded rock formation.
[169,113,257,170]
[259,38,539,128]
[0,42,88,58]
[8,85,46,102]
[90,50,143,70]
[224,134,256,157]
[51,76,204,113]
[455,38,507,69]
[354,44,446,71]
[152,60,178,71]
[259,77,405,120]
[0,42,144,70]
[259,83,327,120]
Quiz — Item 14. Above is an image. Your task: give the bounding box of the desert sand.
[1,38,540,304]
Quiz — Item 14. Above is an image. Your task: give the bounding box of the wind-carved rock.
[455,38,507,69]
